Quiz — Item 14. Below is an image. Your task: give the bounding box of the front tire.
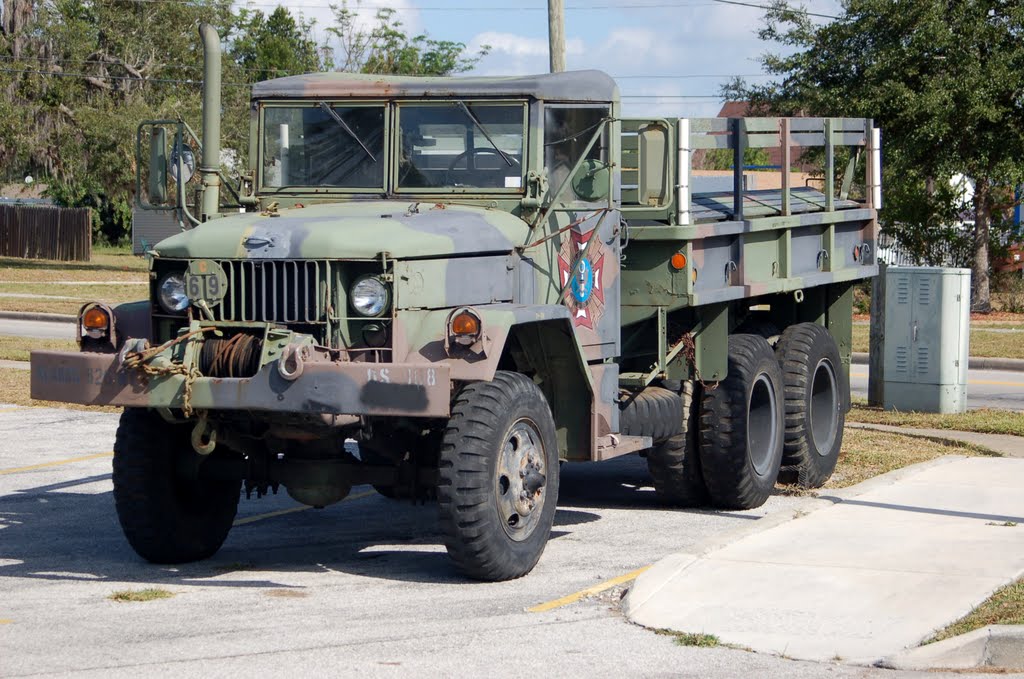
[699,334,785,509]
[775,323,846,488]
[113,408,240,564]
[437,372,559,581]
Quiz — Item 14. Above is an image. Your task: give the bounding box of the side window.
[544,106,609,199]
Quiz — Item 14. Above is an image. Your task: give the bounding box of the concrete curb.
[0,310,76,323]
[876,625,1024,671]
[852,351,1024,372]
[0,359,30,371]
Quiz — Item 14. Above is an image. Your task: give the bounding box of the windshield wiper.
[455,101,513,167]
[318,102,376,163]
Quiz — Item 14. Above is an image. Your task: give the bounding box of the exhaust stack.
[199,23,221,220]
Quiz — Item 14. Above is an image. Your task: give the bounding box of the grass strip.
[928,578,1024,644]
[0,335,78,362]
[813,427,996,490]
[853,325,1024,359]
[847,403,1024,438]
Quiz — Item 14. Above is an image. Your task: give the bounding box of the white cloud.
[469,32,585,60]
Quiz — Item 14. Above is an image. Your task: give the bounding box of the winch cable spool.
[122,326,216,417]
[200,333,263,378]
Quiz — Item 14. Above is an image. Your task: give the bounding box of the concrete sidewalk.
[624,456,1024,666]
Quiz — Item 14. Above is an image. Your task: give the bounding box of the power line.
[0,55,772,80]
[0,56,773,82]
[110,0,720,8]
[0,65,730,97]
[708,0,840,20]
[615,73,770,79]
[84,0,837,17]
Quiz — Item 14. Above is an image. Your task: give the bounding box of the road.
[0,318,75,340]
[850,365,1024,411]
[0,403,946,678]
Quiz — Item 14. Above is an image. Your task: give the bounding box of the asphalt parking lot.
[0,404,959,678]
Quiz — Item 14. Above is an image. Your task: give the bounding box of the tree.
[727,0,1024,311]
[231,7,326,82]
[0,0,240,242]
[328,3,488,75]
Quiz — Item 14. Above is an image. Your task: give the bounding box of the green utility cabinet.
[883,267,971,413]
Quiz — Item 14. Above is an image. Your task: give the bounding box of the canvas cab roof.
[250,70,619,103]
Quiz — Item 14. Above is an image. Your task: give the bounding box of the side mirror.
[148,127,168,205]
[571,158,610,202]
[637,122,670,208]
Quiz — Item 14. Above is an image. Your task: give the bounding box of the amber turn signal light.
[670,253,687,270]
[82,307,109,330]
[451,311,480,336]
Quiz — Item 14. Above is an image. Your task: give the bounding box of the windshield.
[397,102,525,191]
[262,105,385,189]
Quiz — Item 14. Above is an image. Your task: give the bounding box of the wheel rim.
[496,418,548,542]
[747,373,779,477]
[809,358,839,455]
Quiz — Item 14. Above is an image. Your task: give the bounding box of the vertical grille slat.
[211,260,327,324]
[311,261,319,323]
[270,263,278,321]
[293,262,301,323]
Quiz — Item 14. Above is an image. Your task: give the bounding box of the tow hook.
[191,412,217,455]
[277,343,308,381]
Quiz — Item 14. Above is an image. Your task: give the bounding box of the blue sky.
[237,0,843,118]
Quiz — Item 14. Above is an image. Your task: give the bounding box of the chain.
[521,207,610,250]
[680,332,719,393]
[122,327,217,417]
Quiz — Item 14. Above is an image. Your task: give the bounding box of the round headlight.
[350,276,389,317]
[158,273,189,313]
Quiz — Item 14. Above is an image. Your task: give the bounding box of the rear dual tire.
[645,381,709,507]
[775,323,846,488]
[699,334,785,510]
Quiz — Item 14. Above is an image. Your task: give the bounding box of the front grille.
[212,260,327,323]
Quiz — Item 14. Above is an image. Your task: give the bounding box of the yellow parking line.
[968,378,1024,387]
[233,490,376,526]
[527,565,651,613]
[0,619,12,625]
[0,407,23,413]
[0,452,113,476]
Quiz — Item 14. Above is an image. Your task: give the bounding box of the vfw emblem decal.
[557,228,606,329]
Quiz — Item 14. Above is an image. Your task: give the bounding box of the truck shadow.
[0,468,611,587]
[0,454,757,587]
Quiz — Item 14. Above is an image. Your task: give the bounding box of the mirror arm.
[528,117,612,232]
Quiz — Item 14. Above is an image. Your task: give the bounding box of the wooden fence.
[0,204,92,262]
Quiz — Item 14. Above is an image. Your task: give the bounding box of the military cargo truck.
[30,26,881,581]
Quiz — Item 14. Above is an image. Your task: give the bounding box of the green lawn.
[852,324,1024,360]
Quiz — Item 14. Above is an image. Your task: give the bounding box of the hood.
[154,201,529,260]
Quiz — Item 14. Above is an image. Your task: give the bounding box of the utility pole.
[548,0,565,73]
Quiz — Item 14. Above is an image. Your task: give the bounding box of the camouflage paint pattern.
[30,69,879,462]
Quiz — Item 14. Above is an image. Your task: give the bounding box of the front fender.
[394,304,597,460]
[394,304,590,385]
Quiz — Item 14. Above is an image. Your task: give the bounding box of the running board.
[595,434,652,461]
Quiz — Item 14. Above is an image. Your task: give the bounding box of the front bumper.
[30,350,452,418]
